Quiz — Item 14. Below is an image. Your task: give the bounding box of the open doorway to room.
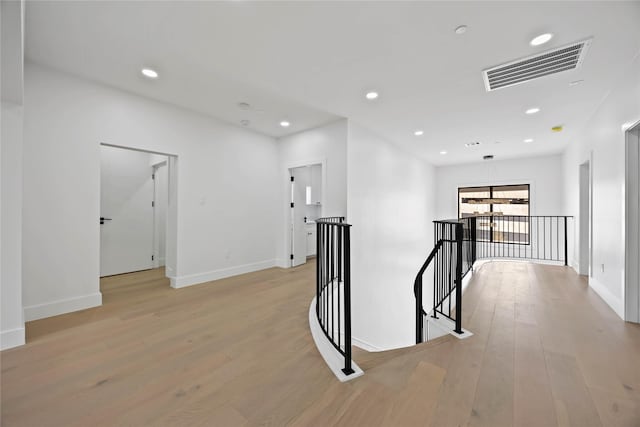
[289,163,323,267]
[99,144,178,298]
[579,160,592,276]
[625,121,640,323]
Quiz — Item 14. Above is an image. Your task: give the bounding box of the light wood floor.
[2,261,639,426]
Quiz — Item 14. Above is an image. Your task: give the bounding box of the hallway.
[2,262,639,426]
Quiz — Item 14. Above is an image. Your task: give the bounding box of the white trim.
[308,297,364,382]
[427,315,474,340]
[1,327,25,350]
[170,259,276,288]
[589,276,624,319]
[24,292,102,321]
[352,336,384,352]
[274,258,289,269]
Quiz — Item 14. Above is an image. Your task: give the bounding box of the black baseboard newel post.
[564,216,568,267]
[454,222,464,335]
[470,217,477,266]
[342,225,354,376]
[415,277,423,344]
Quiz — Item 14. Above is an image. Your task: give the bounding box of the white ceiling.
[24,1,640,165]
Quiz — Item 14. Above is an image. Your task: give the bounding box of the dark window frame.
[458,184,530,245]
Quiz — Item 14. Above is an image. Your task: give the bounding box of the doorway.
[625,121,640,323]
[578,160,591,276]
[99,144,177,281]
[289,163,323,267]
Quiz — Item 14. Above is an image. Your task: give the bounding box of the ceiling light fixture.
[524,138,533,143]
[279,121,290,128]
[525,107,540,115]
[414,130,424,136]
[141,68,159,79]
[365,91,379,100]
[440,150,447,155]
[530,33,553,47]
[454,25,467,35]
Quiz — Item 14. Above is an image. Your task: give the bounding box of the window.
[458,184,530,244]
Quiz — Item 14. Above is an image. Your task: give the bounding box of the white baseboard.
[352,336,384,352]
[170,259,277,288]
[589,276,624,319]
[274,258,290,269]
[1,327,25,350]
[24,292,102,321]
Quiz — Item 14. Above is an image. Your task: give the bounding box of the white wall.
[277,119,347,267]
[563,53,640,319]
[1,102,25,349]
[1,0,26,350]
[347,122,435,350]
[434,154,564,219]
[22,64,280,320]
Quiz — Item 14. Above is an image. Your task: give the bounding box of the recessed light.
[569,80,584,86]
[525,107,540,115]
[141,68,158,79]
[440,150,447,155]
[414,130,424,136]
[530,33,553,47]
[524,138,533,143]
[280,121,290,128]
[454,25,467,35]
[365,91,379,100]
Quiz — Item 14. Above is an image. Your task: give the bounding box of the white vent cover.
[482,39,592,91]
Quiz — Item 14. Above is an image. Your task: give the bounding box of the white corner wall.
[435,154,564,219]
[563,53,640,319]
[1,102,25,349]
[347,122,435,350]
[22,64,280,320]
[276,119,347,267]
[1,0,26,350]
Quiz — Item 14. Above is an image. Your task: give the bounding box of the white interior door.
[291,168,307,267]
[625,125,640,323]
[100,146,155,277]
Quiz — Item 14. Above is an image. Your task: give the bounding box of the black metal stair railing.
[315,217,354,376]
[415,215,572,344]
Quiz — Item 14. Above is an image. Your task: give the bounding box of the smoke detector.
[482,38,592,91]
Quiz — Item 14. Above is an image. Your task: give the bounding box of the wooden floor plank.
[2,261,639,426]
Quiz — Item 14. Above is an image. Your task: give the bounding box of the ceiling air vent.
[482,38,592,92]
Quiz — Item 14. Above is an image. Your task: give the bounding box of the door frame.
[152,160,168,269]
[624,120,640,323]
[284,158,326,268]
[99,143,179,284]
[578,159,592,276]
